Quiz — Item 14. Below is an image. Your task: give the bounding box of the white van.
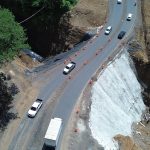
[127,13,133,21]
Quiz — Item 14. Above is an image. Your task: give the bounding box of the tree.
[0,76,17,130]
[0,8,29,64]
[19,0,78,11]
[60,0,78,10]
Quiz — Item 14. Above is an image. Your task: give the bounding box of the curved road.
[8,0,137,150]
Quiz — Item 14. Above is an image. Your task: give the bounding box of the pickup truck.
[27,99,43,117]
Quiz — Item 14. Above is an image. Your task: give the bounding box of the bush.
[0,77,18,130]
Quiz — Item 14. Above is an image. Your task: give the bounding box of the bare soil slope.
[58,0,107,50]
[70,0,107,28]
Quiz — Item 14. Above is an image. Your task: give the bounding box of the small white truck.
[44,118,62,148]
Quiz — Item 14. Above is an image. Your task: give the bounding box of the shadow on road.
[42,144,55,150]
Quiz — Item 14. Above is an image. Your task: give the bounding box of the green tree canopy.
[0,8,29,64]
[20,0,78,11]
[60,0,78,10]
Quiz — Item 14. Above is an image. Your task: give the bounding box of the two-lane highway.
[54,1,138,150]
[8,0,138,150]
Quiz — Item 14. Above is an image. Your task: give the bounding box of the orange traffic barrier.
[108,56,112,60]
[74,128,78,133]
[76,109,80,114]
[95,52,99,56]
[69,75,71,79]
[75,53,77,56]
[89,79,93,85]
[69,57,72,61]
[83,60,88,65]
[64,60,67,64]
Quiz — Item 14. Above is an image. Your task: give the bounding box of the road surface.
[8,0,137,150]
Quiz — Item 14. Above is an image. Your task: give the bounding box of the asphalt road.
[8,0,137,150]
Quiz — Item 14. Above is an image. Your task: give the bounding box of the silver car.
[63,62,76,75]
[28,99,43,117]
[105,26,112,35]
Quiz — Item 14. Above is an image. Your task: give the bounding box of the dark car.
[118,31,126,39]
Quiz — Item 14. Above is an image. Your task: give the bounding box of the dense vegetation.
[0,8,27,129]
[0,8,29,64]
[0,0,78,129]
[0,74,18,130]
[19,0,78,11]
[0,0,77,63]
[0,0,79,57]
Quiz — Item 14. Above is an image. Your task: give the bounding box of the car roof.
[66,62,75,67]
[67,63,73,68]
[32,101,40,108]
[107,26,112,29]
[127,14,132,18]
[128,13,132,16]
[120,31,126,34]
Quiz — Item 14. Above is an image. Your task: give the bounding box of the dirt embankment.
[120,1,150,149]
[130,0,150,107]
[57,0,107,51]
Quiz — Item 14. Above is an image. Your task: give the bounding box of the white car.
[117,0,122,4]
[126,13,133,21]
[63,62,76,74]
[28,99,43,117]
[105,26,112,35]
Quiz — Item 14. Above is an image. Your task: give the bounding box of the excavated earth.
[57,0,108,51]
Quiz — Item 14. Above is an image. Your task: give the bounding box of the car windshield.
[66,66,70,69]
[31,106,36,111]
